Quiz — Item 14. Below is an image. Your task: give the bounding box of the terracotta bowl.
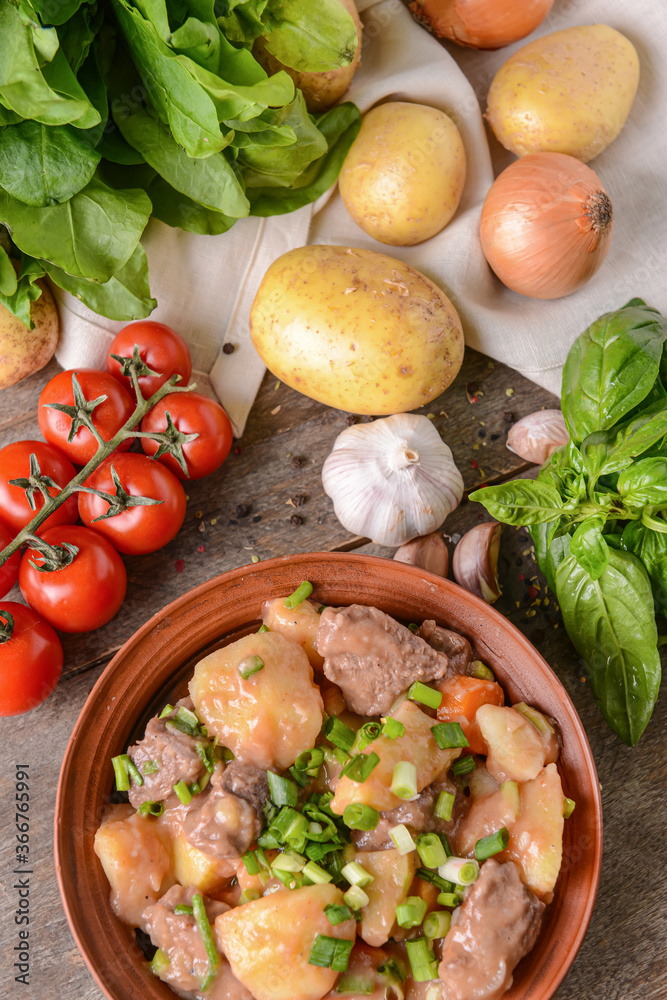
[55,552,602,1000]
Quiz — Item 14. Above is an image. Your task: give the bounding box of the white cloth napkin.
[54,0,667,437]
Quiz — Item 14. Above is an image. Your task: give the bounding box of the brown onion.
[479,152,613,300]
[409,0,554,50]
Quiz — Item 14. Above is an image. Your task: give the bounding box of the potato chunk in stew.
[262,597,324,670]
[476,704,558,783]
[500,763,564,896]
[190,632,324,770]
[215,884,356,1000]
[353,848,418,947]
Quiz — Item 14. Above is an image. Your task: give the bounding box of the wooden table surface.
[0,351,664,1000]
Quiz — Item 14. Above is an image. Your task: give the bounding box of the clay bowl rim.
[54,551,603,1000]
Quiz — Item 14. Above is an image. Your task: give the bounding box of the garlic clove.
[506,409,569,466]
[322,413,464,547]
[453,522,502,604]
[394,532,449,578]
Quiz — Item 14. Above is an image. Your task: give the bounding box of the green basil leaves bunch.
[472,299,667,746]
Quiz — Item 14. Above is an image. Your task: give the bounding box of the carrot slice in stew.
[436,676,504,754]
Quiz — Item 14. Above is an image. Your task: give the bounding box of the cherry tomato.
[78,453,187,555]
[0,439,79,534]
[107,321,193,399]
[141,392,233,480]
[19,525,127,633]
[0,603,63,716]
[38,369,135,466]
[0,520,21,599]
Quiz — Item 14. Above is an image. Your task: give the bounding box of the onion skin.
[409,0,554,50]
[453,522,502,603]
[479,152,613,300]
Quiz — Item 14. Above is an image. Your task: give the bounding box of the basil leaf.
[621,521,667,616]
[529,522,570,593]
[469,480,564,526]
[261,0,358,72]
[43,243,156,320]
[0,120,100,207]
[569,517,609,580]
[555,549,661,745]
[562,300,667,443]
[617,457,667,507]
[581,397,667,479]
[0,173,151,282]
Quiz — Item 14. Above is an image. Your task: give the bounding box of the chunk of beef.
[183,762,268,860]
[438,859,545,1000]
[352,781,467,851]
[127,712,204,810]
[317,605,449,716]
[417,621,474,675]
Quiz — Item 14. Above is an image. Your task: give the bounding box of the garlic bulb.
[394,533,450,578]
[322,414,464,547]
[507,410,569,465]
[453,522,502,603]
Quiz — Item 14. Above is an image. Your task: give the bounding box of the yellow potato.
[215,884,356,1000]
[339,102,467,246]
[189,631,324,770]
[250,245,464,415]
[171,832,236,895]
[261,597,324,670]
[253,0,362,113]
[354,848,417,947]
[0,280,59,388]
[486,24,639,162]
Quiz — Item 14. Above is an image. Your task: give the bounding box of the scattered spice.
[290,456,305,469]
[470,460,479,469]
[465,381,479,404]
[235,503,250,518]
[233,446,242,455]
[198,521,206,533]
[360,415,374,423]
[210,518,217,526]
[528,585,540,599]
[503,411,515,424]
[175,560,185,573]
[197,545,205,553]
[252,515,261,523]
[251,555,259,563]
[290,514,303,526]
[478,429,486,438]
[271,405,281,416]
[505,388,515,398]
[426,413,436,420]
[222,342,235,355]
[345,414,358,426]
[274,381,281,391]
[194,510,203,519]
[491,433,500,441]
[289,494,307,507]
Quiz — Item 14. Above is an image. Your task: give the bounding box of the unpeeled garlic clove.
[506,409,569,465]
[453,522,502,603]
[394,532,450,578]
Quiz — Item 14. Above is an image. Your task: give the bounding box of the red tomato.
[107,321,193,399]
[0,439,79,534]
[78,452,187,555]
[0,602,63,716]
[0,520,21,599]
[19,525,127,633]
[38,369,135,466]
[141,392,233,480]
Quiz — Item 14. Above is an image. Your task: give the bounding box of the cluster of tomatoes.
[0,321,233,717]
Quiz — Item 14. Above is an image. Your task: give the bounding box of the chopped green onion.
[239,889,260,904]
[257,623,270,633]
[273,868,303,889]
[340,752,380,783]
[216,745,235,762]
[295,747,325,771]
[470,660,495,681]
[407,681,443,710]
[308,934,353,972]
[241,851,260,875]
[436,892,459,908]
[151,948,170,976]
[143,760,159,775]
[391,761,418,800]
[390,824,416,855]
[377,958,407,983]
[112,755,131,792]
[382,716,406,740]
[451,755,475,777]
[159,704,175,719]
[272,851,307,873]
[189,780,202,796]
[416,868,454,892]
[192,892,221,991]
[438,857,479,886]
[174,904,194,915]
[396,896,428,928]
[405,938,438,982]
[284,581,314,609]
[474,827,509,861]
[336,974,375,995]
[431,722,470,750]
[303,860,333,884]
[343,803,380,831]
[195,742,217,774]
[137,800,165,818]
[324,903,354,926]
[238,655,265,680]
[455,884,466,902]
[416,832,448,869]
[173,780,193,804]
[359,721,382,743]
[317,605,327,613]
[289,765,311,788]
[435,789,455,821]
[267,771,299,807]
[324,716,356,752]
[424,910,451,939]
[407,623,419,633]
[341,861,374,888]
[563,797,576,818]
[165,705,202,736]
[343,885,370,910]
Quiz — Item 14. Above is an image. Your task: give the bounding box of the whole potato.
[339,102,467,246]
[486,24,639,162]
[253,0,362,113]
[0,281,59,389]
[250,245,464,414]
